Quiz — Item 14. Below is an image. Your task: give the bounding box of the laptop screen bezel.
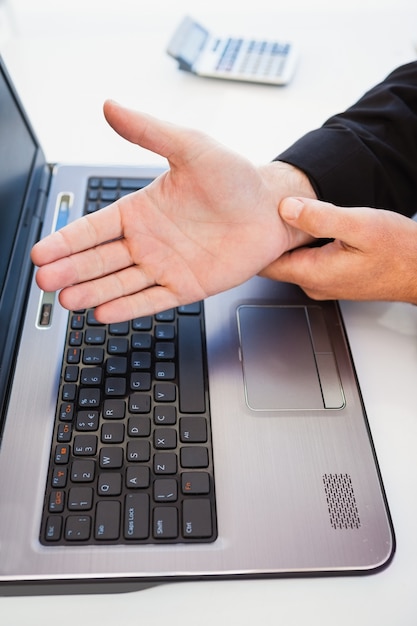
[0,55,50,435]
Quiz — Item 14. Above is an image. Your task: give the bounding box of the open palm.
[31,102,306,322]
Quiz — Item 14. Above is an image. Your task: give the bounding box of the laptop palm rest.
[237,305,345,411]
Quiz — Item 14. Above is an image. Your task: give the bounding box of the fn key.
[182,499,213,538]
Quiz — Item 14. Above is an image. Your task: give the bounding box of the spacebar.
[178,316,205,413]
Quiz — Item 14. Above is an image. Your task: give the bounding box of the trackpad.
[237,305,344,411]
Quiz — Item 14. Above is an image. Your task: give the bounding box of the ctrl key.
[182,499,213,538]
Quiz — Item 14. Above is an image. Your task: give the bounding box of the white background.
[1,1,417,624]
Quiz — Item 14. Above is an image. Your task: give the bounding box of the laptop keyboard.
[40,177,217,545]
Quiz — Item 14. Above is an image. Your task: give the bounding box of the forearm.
[275,62,417,217]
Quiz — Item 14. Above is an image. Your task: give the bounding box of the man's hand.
[261,197,417,304]
[31,102,314,322]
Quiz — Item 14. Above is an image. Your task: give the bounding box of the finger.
[279,197,375,243]
[261,245,328,285]
[103,100,209,165]
[58,264,156,312]
[92,286,183,324]
[31,203,123,266]
[34,236,134,292]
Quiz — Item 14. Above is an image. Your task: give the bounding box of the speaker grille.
[322,473,361,530]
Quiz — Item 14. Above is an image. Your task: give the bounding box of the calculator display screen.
[179,23,208,66]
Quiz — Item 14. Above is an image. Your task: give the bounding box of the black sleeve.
[275,61,417,217]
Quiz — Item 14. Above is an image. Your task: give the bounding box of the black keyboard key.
[178,316,205,413]
[95,501,121,540]
[154,383,176,403]
[65,515,91,541]
[128,416,151,437]
[155,324,175,340]
[155,309,175,322]
[154,428,177,449]
[181,446,209,468]
[78,388,100,408]
[57,423,72,442]
[107,337,129,354]
[127,440,150,462]
[126,466,150,489]
[155,362,175,380]
[82,347,104,364]
[154,478,178,502]
[73,434,98,456]
[109,321,129,335]
[130,372,151,391]
[71,459,95,482]
[99,446,123,468]
[59,403,74,422]
[52,467,67,488]
[181,472,210,495]
[105,377,126,396]
[124,493,149,539]
[182,499,212,538]
[49,490,65,513]
[81,367,103,385]
[67,487,93,510]
[98,473,122,496]
[132,316,152,331]
[86,310,103,325]
[131,352,151,369]
[62,384,76,401]
[106,356,127,375]
[71,313,85,329]
[180,416,207,443]
[64,365,79,382]
[153,506,178,539]
[154,405,176,425]
[154,452,177,474]
[103,398,126,419]
[54,444,70,464]
[178,302,201,314]
[45,516,62,541]
[69,330,83,346]
[85,328,106,344]
[131,333,152,349]
[129,393,151,414]
[155,342,175,359]
[101,422,125,443]
[76,410,99,431]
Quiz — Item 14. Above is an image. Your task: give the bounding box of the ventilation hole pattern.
[322,473,361,530]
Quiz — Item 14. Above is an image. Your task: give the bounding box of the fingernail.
[280,197,304,220]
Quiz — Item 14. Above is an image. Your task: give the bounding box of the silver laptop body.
[0,56,394,594]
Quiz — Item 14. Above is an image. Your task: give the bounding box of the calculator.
[166,16,298,86]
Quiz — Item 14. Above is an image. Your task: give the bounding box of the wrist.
[259,161,317,200]
[258,161,317,250]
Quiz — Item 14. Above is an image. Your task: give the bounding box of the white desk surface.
[1,0,417,623]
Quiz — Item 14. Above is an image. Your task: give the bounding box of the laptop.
[0,55,394,595]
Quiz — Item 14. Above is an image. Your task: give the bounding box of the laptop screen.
[0,65,37,300]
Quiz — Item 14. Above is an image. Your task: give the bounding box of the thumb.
[103,100,182,160]
[279,196,381,247]
[279,197,343,240]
